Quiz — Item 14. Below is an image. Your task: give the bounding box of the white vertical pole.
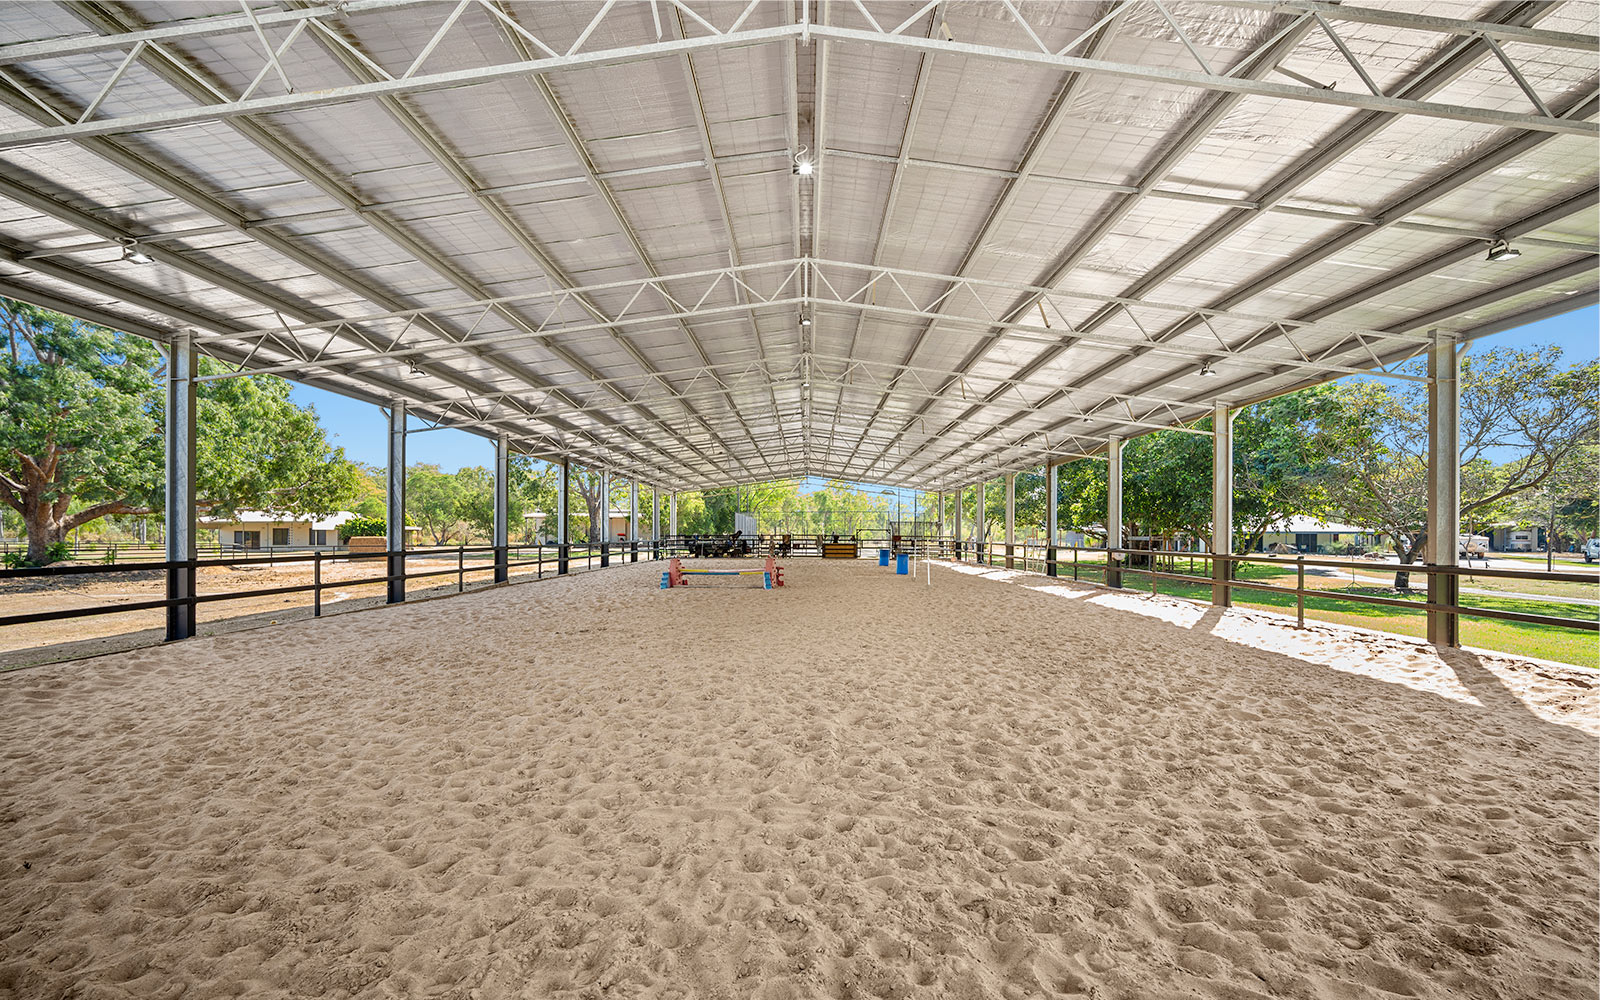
[1427,328,1460,646]
[1212,402,1233,606]
[165,330,197,639]
[1004,472,1016,569]
[974,481,987,563]
[1046,460,1059,542]
[493,432,508,582]
[597,469,610,562]
[669,492,678,536]
[953,485,963,549]
[1107,435,1123,588]
[557,457,570,574]
[629,480,640,542]
[386,399,407,603]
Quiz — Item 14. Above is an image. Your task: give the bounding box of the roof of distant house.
[199,510,358,531]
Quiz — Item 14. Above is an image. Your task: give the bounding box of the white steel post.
[1004,472,1016,568]
[629,480,640,560]
[669,492,678,536]
[953,485,963,555]
[557,457,570,574]
[974,481,987,564]
[1427,329,1461,646]
[1212,402,1233,606]
[386,399,407,603]
[164,330,196,640]
[1046,462,1058,546]
[1107,435,1123,588]
[493,432,509,582]
[597,469,610,566]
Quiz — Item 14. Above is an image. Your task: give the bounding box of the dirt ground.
[1,558,1593,999]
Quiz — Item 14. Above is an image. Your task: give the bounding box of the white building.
[200,510,358,550]
[1256,517,1388,555]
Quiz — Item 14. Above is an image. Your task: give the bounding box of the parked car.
[1584,538,1600,564]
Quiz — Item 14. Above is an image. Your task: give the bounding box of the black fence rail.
[951,540,1597,641]
[0,540,689,637]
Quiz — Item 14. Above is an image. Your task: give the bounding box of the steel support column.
[1107,436,1123,588]
[597,469,610,567]
[669,492,678,536]
[557,457,570,575]
[1046,462,1058,577]
[164,329,196,641]
[629,480,640,561]
[953,485,963,556]
[1427,329,1461,646]
[1212,403,1233,606]
[1004,472,1016,569]
[493,432,509,582]
[937,492,946,537]
[974,481,987,564]
[386,399,407,604]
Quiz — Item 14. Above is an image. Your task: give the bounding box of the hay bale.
[346,535,387,555]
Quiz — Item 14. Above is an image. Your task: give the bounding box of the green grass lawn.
[1051,562,1599,669]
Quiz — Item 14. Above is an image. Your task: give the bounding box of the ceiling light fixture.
[1485,238,1520,262]
[1198,360,1218,378]
[800,315,811,326]
[117,237,152,265]
[793,144,815,177]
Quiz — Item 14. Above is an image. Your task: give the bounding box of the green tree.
[1326,346,1599,587]
[454,464,521,543]
[0,300,361,565]
[1509,443,1599,570]
[406,464,467,545]
[509,457,560,541]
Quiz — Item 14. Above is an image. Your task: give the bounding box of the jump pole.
[661,556,783,589]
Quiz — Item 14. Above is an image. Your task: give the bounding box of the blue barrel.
[878,548,890,566]
[896,553,909,575]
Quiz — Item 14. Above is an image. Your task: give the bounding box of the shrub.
[339,515,387,542]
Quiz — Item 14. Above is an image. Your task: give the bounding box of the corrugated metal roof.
[0,0,1593,492]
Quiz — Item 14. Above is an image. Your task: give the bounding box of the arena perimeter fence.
[1,536,1591,648]
[0,540,685,633]
[962,540,1597,642]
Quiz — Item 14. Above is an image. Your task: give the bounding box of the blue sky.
[292,302,1598,483]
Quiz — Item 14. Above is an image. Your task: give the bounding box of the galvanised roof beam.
[833,3,1137,477]
[0,91,690,487]
[910,203,1600,490]
[881,2,1584,482]
[1212,1,1598,49]
[895,126,1599,485]
[0,6,1592,152]
[0,0,433,65]
[0,251,714,483]
[821,2,945,464]
[182,257,1406,381]
[0,167,712,487]
[821,146,1598,254]
[274,2,762,483]
[923,259,1599,492]
[48,2,733,486]
[478,1,773,480]
[669,4,793,474]
[846,7,1325,479]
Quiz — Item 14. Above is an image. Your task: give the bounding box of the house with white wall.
[201,510,357,550]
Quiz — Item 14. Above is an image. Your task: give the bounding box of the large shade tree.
[1325,346,1599,587]
[1,300,361,564]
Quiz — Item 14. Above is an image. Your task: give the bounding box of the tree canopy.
[1,300,362,564]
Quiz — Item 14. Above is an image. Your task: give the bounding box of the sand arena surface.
[1,558,1595,999]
